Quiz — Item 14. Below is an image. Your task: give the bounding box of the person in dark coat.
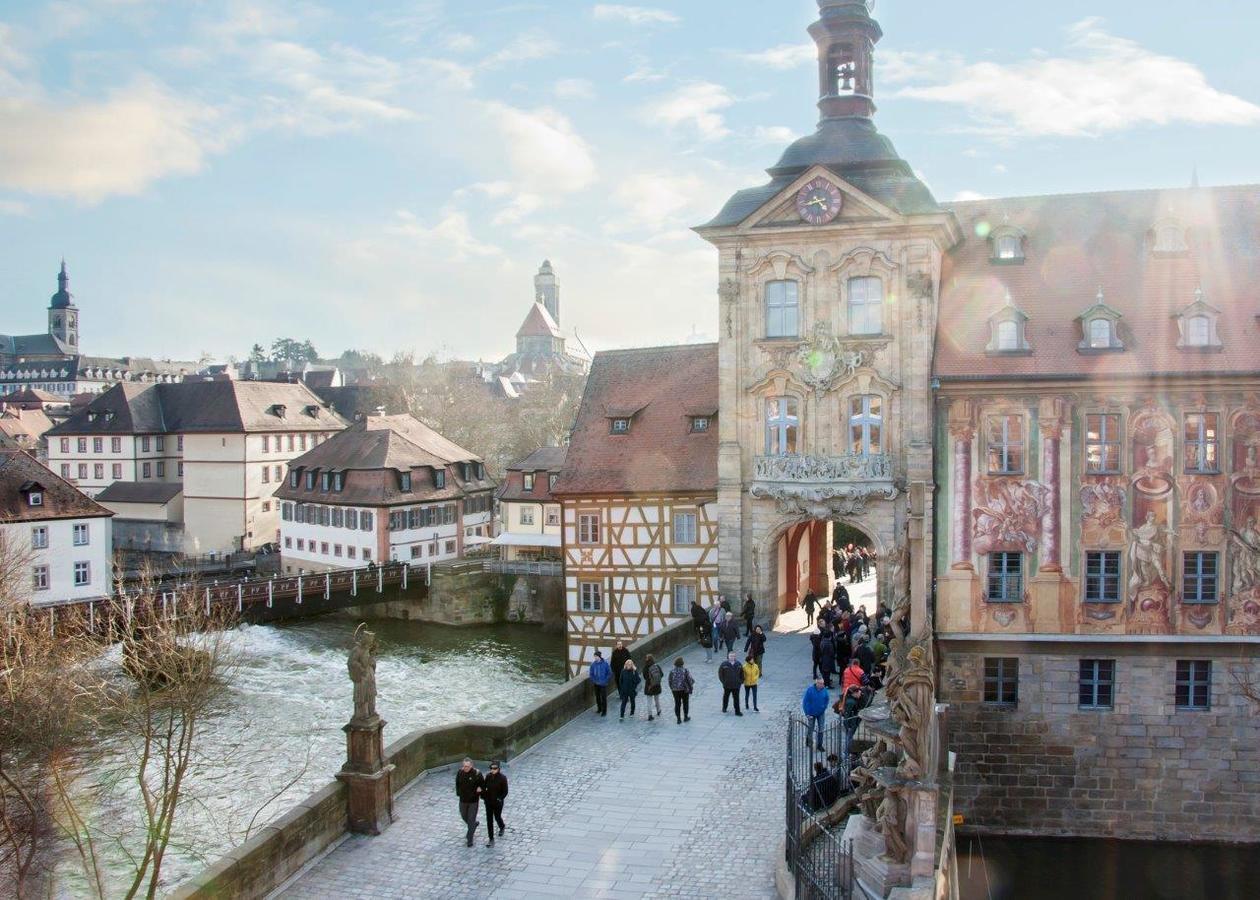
[668,657,694,723]
[856,635,876,676]
[618,660,641,719]
[803,590,817,626]
[719,612,741,653]
[741,594,756,637]
[481,761,509,845]
[609,641,631,697]
[832,582,851,613]
[832,549,844,580]
[720,596,733,615]
[744,624,767,673]
[718,651,744,715]
[810,627,823,679]
[588,650,612,716]
[690,599,713,661]
[642,653,664,721]
[834,625,852,673]
[817,627,838,688]
[455,758,484,847]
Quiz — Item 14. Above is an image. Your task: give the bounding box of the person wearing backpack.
[668,657,694,723]
[618,659,641,720]
[642,654,664,721]
[588,650,612,717]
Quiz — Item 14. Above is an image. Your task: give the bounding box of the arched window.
[847,276,883,335]
[765,280,800,339]
[1186,315,1211,346]
[765,397,799,456]
[849,395,882,456]
[1088,318,1112,348]
[996,320,1020,351]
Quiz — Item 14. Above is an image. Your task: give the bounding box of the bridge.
[31,560,429,635]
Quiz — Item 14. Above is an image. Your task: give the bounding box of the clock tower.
[694,0,961,627]
[48,260,79,351]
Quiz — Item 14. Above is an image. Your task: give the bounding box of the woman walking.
[742,654,761,712]
[744,624,767,675]
[618,660,641,720]
[668,657,694,724]
[642,654,664,721]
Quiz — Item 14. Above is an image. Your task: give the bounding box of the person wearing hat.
[482,761,509,845]
[588,650,612,717]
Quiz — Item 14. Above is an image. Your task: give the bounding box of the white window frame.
[73,523,89,546]
[764,280,800,339]
[577,513,600,544]
[847,276,883,336]
[765,396,800,456]
[31,526,48,549]
[671,581,696,615]
[849,395,883,456]
[579,581,603,613]
[33,565,50,591]
[73,561,91,586]
[520,506,536,526]
[672,511,698,545]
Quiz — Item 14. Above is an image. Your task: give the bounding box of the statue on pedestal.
[875,790,910,864]
[348,626,379,724]
[885,642,935,780]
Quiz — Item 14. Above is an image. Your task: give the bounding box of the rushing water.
[59,617,565,897]
[957,835,1260,900]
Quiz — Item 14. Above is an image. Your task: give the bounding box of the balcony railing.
[753,453,893,483]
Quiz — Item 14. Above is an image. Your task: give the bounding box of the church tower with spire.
[534,259,560,325]
[48,260,79,350]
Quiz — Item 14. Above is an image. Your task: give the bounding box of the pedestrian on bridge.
[618,659,641,719]
[718,651,744,716]
[642,654,664,721]
[610,641,631,698]
[741,593,756,637]
[742,654,761,712]
[455,758,484,847]
[668,657,694,723]
[588,650,612,717]
[803,590,817,626]
[720,611,741,654]
[691,597,713,661]
[744,624,767,674]
[802,678,829,752]
[482,761,509,845]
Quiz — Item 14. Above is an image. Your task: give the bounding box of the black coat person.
[609,645,631,695]
[741,595,756,635]
[481,764,509,843]
[810,629,823,679]
[832,582,851,613]
[817,631,838,686]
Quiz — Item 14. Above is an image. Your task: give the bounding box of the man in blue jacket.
[801,677,830,751]
[588,650,612,717]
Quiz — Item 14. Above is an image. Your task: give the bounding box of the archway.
[762,516,882,618]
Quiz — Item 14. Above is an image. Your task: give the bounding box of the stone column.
[336,714,395,835]
[1038,399,1064,573]
[948,406,975,570]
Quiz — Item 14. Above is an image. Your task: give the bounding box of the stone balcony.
[749,453,899,513]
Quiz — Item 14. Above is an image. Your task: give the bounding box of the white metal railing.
[754,453,893,483]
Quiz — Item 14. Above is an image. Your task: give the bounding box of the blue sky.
[3,0,1260,363]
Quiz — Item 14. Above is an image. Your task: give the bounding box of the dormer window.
[28,491,42,507]
[305,471,316,490]
[986,293,1031,354]
[400,471,413,492]
[271,404,287,418]
[320,472,331,492]
[1154,218,1189,254]
[333,472,344,492]
[1076,290,1124,353]
[691,416,710,433]
[433,469,445,489]
[305,405,320,418]
[1175,288,1223,350]
[611,418,630,434]
[475,462,485,480]
[989,226,1026,264]
[289,469,300,488]
[523,473,535,491]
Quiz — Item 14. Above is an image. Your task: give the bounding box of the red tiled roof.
[0,449,112,522]
[552,345,718,496]
[516,302,562,339]
[497,446,568,503]
[935,185,1260,379]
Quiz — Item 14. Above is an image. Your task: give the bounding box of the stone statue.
[875,790,911,864]
[1231,516,1260,595]
[885,643,935,780]
[851,737,897,820]
[348,626,379,723]
[1128,511,1170,596]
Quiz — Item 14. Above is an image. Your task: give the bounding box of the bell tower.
[810,0,881,121]
[534,259,559,325]
[48,260,79,351]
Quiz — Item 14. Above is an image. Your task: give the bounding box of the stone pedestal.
[842,814,910,898]
[336,715,395,835]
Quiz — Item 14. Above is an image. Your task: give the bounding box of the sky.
[3,0,1260,364]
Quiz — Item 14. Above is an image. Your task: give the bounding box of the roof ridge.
[946,182,1260,208]
[594,342,719,357]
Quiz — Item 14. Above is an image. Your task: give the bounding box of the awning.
[489,532,562,548]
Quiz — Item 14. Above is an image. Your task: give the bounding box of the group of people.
[833,544,875,584]
[455,758,510,847]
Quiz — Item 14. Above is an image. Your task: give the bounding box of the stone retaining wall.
[171,618,696,900]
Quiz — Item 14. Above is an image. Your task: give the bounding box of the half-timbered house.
[552,345,719,676]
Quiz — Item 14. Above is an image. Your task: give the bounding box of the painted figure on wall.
[972,479,1048,555]
[1231,517,1260,595]
[1129,511,1171,594]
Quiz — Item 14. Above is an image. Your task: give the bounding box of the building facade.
[933,189,1260,841]
[493,446,566,561]
[695,0,954,623]
[46,381,345,553]
[552,345,720,676]
[275,414,496,573]
[0,449,114,604]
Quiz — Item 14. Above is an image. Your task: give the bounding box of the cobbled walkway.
[280,582,875,900]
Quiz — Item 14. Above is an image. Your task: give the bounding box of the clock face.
[795,178,844,225]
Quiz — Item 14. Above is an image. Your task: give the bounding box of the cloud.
[383,209,500,261]
[554,78,596,100]
[736,42,813,70]
[895,19,1260,137]
[484,102,597,193]
[481,29,559,68]
[644,82,735,141]
[952,190,990,202]
[0,198,29,216]
[0,79,223,202]
[752,125,796,145]
[592,5,679,26]
[611,172,704,230]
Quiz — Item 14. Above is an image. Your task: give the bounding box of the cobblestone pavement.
[278,606,851,900]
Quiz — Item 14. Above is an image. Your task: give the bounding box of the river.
[59,617,566,897]
[957,834,1260,900]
